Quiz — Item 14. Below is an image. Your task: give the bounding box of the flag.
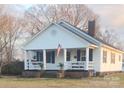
[57,44,61,56]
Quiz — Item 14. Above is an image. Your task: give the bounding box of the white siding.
[24,25,90,50]
[93,47,101,72]
[99,47,123,72]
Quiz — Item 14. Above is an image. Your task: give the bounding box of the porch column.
[85,47,89,70]
[28,50,32,70]
[64,49,67,70]
[24,50,28,70]
[43,49,46,70]
[64,49,67,62]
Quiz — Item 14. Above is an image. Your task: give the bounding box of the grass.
[0,73,124,88]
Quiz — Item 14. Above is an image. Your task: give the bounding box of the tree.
[99,29,123,50]
[24,4,97,35]
[24,4,123,50]
[0,5,22,75]
[4,16,22,64]
[0,15,11,75]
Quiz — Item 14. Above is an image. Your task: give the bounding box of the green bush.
[1,61,24,75]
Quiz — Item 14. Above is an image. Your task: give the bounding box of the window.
[77,49,87,61]
[111,53,115,64]
[46,51,55,63]
[36,51,43,61]
[81,49,86,61]
[77,49,93,61]
[89,49,93,61]
[103,50,107,63]
[33,51,43,61]
[66,51,71,61]
[119,55,121,62]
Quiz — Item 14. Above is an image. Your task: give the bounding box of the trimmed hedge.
[1,61,24,75]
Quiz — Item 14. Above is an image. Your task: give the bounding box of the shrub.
[58,63,64,70]
[1,61,24,75]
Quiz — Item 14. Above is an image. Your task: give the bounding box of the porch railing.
[25,60,94,70]
[88,61,94,70]
[64,61,94,70]
[25,60,43,70]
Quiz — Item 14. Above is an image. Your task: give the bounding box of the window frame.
[89,49,93,61]
[36,51,43,61]
[66,50,71,61]
[103,50,107,63]
[46,50,55,63]
[33,51,43,61]
[81,49,86,61]
[119,55,121,62]
[111,52,115,64]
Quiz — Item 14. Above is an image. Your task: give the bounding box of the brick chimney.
[88,20,95,37]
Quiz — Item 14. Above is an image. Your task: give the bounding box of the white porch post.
[85,47,89,70]
[64,49,67,70]
[64,49,67,62]
[43,49,46,70]
[28,50,32,70]
[24,50,28,70]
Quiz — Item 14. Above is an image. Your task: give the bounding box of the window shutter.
[52,51,55,63]
[67,51,71,61]
[89,49,93,61]
[77,49,81,61]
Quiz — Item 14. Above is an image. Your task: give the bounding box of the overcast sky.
[87,4,124,42]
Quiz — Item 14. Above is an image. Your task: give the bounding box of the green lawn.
[0,73,124,88]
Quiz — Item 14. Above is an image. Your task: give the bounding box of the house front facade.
[23,20,123,76]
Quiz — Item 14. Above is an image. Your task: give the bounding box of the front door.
[46,50,55,64]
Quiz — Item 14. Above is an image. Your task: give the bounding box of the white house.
[23,20,124,76]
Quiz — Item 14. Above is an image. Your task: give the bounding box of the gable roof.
[23,22,99,48]
[22,23,55,48]
[23,20,124,53]
[58,20,101,45]
[58,20,124,53]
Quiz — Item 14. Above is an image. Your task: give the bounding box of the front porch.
[24,47,94,71]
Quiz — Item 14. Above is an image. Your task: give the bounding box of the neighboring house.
[23,20,124,76]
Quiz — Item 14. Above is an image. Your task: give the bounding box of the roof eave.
[101,44,124,53]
